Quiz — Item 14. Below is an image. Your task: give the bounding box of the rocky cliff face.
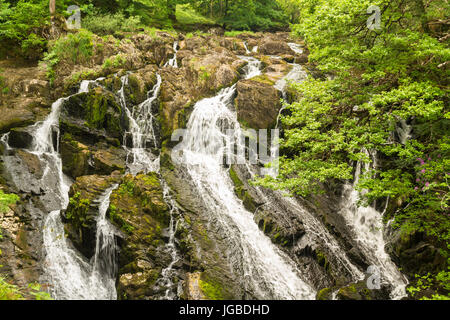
[0,29,432,300]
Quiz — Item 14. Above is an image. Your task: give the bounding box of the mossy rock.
[229,165,258,213]
[316,287,334,300]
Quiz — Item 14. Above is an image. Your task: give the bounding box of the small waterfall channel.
[339,149,408,299]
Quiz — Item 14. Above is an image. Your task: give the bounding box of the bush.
[47,29,94,65]
[0,0,49,59]
[82,9,142,36]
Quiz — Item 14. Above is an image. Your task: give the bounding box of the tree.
[49,0,55,16]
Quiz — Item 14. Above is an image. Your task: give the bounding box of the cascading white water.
[287,42,303,55]
[78,77,105,93]
[339,149,408,299]
[44,185,119,300]
[119,70,182,299]
[396,119,412,145]
[154,180,181,299]
[172,56,315,299]
[164,41,179,68]
[244,48,364,284]
[91,184,120,298]
[24,80,120,299]
[122,74,162,175]
[243,41,251,55]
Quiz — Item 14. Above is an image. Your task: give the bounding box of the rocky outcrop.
[62,173,121,258]
[386,229,446,277]
[107,173,170,300]
[336,280,390,300]
[235,76,282,129]
[159,39,246,141]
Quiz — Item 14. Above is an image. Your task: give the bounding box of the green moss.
[250,74,275,85]
[315,249,330,271]
[317,287,333,300]
[66,192,91,229]
[199,278,224,300]
[108,204,135,235]
[0,189,19,214]
[229,166,257,212]
[224,30,256,37]
[229,166,244,188]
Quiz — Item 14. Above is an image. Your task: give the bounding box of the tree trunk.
[49,0,56,16]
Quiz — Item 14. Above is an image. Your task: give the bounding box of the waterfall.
[172,55,315,299]
[153,180,181,300]
[79,77,105,93]
[91,184,119,297]
[164,41,179,68]
[396,118,412,145]
[119,71,182,299]
[339,149,408,299]
[243,41,251,55]
[122,74,162,175]
[287,42,303,55]
[43,185,119,300]
[0,78,121,299]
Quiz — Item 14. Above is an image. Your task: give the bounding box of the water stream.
[172,56,316,299]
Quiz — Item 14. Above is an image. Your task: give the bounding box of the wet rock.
[62,174,120,258]
[7,128,34,149]
[60,134,91,179]
[93,149,126,175]
[108,173,171,300]
[159,46,241,140]
[19,79,50,97]
[337,280,391,300]
[259,40,294,56]
[0,104,35,134]
[235,77,282,129]
[15,150,43,179]
[386,229,446,277]
[183,272,206,300]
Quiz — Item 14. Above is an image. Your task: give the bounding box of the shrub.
[82,9,142,36]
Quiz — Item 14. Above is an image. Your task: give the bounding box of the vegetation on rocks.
[255,0,449,299]
[0,0,448,302]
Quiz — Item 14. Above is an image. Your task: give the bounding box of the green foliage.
[224,30,256,37]
[0,189,19,214]
[255,0,449,299]
[102,54,127,70]
[48,30,94,65]
[407,270,450,300]
[0,277,53,300]
[0,276,23,300]
[82,9,142,35]
[66,192,91,229]
[0,0,49,59]
[176,4,217,25]
[27,283,53,300]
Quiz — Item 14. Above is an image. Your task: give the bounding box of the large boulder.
[8,128,34,149]
[235,76,282,129]
[62,174,121,258]
[259,40,294,56]
[107,173,171,300]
